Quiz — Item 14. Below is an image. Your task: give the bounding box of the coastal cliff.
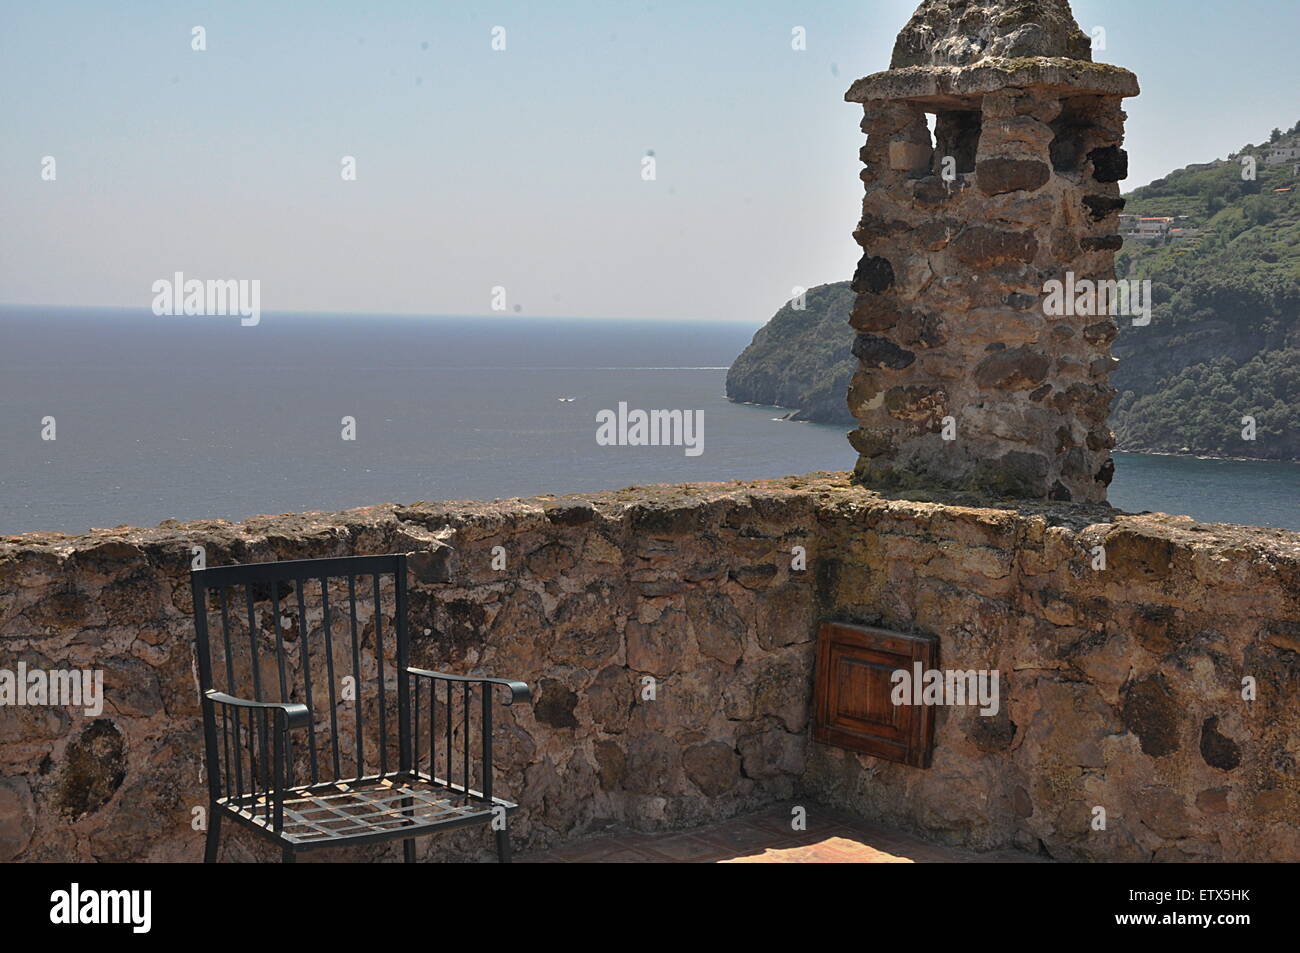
[725,283,858,427]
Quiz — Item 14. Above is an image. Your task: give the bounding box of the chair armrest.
[406,667,531,705]
[205,690,312,731]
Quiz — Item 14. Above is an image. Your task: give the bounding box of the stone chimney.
[844,0,1138,502]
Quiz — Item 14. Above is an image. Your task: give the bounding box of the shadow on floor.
[519,802,1048,863]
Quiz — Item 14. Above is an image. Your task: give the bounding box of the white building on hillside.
[1264,142,1300,165]
[1123,216,1176,240]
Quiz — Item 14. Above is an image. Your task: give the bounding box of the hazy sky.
[2,0,1297,321]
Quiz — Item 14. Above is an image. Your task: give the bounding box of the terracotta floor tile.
[640,834,731,862]
[542,835,627,862]
[745,811,808,837]
[587,847,667,863]
[696,822,781,852]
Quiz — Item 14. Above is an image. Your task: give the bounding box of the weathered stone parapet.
[845,58,1139,103]
[0,483,823,861]
[2,475,1298,862]
[844,0,1138,502]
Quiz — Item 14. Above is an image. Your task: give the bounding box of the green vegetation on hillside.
[1112,122,1300,458]
[1114,349,1300,457]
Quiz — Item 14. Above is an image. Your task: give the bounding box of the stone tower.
[844,0,1138,502]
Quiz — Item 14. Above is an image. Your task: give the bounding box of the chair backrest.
[190,554,410,793]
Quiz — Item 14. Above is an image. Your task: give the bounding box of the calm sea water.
[1,307,1296,535]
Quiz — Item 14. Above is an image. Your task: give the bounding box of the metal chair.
[190,553,529,863]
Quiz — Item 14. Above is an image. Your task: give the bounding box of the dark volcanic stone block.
[852,334,916,370]
[1081,234,1124,251]
[1088,146,1129,182]
[1083,194,1126,220]
[851,255,895,294]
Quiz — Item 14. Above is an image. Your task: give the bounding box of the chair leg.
[496,825,512,864]
[282,847,295,863]
[204,809,221,863]
[400,792,417,863]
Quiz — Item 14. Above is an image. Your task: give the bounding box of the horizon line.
[0,302,769,325]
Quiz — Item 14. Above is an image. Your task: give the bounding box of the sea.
[1,306,1296,536]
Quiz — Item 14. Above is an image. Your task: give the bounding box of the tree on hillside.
[1271,128,1283,143]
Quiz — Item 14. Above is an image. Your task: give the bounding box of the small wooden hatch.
[813,621,938,767]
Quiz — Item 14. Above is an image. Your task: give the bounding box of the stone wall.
[2,475,1298,862]
[0,480,818,862]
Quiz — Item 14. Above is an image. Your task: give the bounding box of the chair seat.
[219,773,512,850]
